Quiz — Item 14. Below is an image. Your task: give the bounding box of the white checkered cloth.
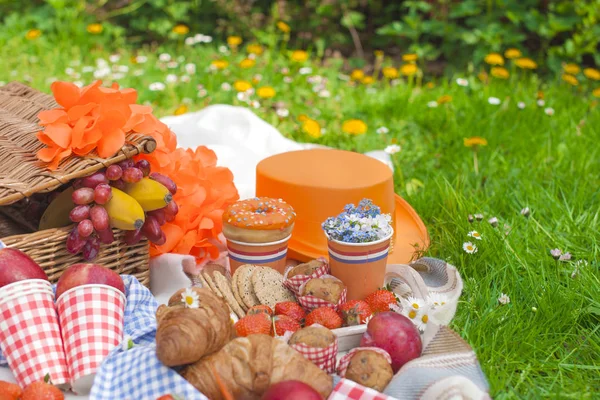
[330,378,395,400]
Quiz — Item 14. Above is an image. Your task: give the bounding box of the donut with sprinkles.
[223,197,296,230]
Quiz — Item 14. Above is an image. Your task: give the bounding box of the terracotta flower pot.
[327,231,393,301]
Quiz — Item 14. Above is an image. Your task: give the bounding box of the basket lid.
[0,82,156,206]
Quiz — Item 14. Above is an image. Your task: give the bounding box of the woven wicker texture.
[0,82,157,206]
[0,82,153,287]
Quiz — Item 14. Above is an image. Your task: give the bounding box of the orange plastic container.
[256,149,429,268]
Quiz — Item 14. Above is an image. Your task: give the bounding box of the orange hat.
[256,149,429,264]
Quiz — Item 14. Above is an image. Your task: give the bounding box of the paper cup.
[290,334,338,374]
[56,284,126,395]
[0,279,52,297]
[297,274,347,312]
[226,235,290,274]
[0,282,69,388]
[283,258,330,295]
[327,232,392,301]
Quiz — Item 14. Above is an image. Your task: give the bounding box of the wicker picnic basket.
[0,82,156,286]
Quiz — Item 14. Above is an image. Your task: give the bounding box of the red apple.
[360,311,422,373]
[262,381,323,400]
[56,263,125,299]
[0,248,47,287]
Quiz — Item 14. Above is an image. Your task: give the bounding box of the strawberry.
[365,289,397,313]
[156,396,174,400]
[305,307,343,329]
[247,305,273,316]
[272,315,301,336]
[234,313,272,337]
[0,380,21,400]
[274,301,306,323]
[339,300,372,326]
[21,381,64,400]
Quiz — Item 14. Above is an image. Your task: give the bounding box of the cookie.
[203,263,230,280]
[303,277,345,304]
[214,271,246,318]
[202,272,222,298]
[237,265,261,309]
[289,326,336,348]
[231,272,248,312]
[252,267,296,309]
[345,350,393,392]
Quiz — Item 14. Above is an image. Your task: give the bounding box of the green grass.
[1,37,600,398]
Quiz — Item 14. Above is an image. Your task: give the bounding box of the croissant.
[156,287,234,367]
[181,334,333,400]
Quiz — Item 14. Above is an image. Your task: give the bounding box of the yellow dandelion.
[515,58,537,69]
[536,91,544,100]
[247,44,263,55]
[257,86,276,99]
[563,63,580,75]
[382,67,399,79]
[211,60,229,70]
[374,50,384,58]
[227,35,242,47]
[302,118,321,138]
[400,63,418,76]
[172,24,189,35]
[239,58,256,69]
[290,50,308,63]
[562,74,578,86]
[361,76,375,85]
[484,53,504,66]
[437,95,452,104]
[592,88,600,98]
[277,21,291,33]
[402,53,418,62]
[426,82,435,89]
[298,114,308,122]
[342,119,367,135]
[504,48,521,59]
[464,137,488,147]
[491,67,510,79]
[233,80,252,92]
[350,70,365,81]
[583,68,600,81]
[174,105,189,115]
[86,23,103,34]
[25,29,41,40]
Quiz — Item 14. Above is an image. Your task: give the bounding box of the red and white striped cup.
[56,284,126,395]
[0,280,70,388]
[226,235,291,274]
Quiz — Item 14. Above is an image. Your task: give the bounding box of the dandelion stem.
[473,150,479,175]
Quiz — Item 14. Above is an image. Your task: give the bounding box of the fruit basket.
[0,82,155,286]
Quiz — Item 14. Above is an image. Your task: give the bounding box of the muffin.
[222,197,296,243]
[345,350,393,392]
[303,277,345,304]
[288,259,326,278]
[289,326,336,348]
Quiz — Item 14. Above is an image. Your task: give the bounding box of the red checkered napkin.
[336,347,392,378]
[290,334,338,374]
[56,284,126,390]
[0,286,69,387]
[283,258,330,295]
[328,378,395,400]
[297,274,347,312]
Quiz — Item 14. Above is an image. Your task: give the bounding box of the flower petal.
[50,81,81,109]
[96,128,125,158]
[46,148,72,171]
[38,109,68,125]
[67,103,96,121]
[43,123,72,148]
[37,146,61,162]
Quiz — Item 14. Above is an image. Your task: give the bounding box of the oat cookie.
[214,271,246,318]
[230,271,248,312]
[252,267,296,309]
[236,265,261,309]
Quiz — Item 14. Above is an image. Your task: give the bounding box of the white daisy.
[133,69,144,76]
[82,66,94,73]
[298,67,312,75]
[167,61,179,69]
[181,288,200,308]
[185,63,196,74]
[109,54,121,63]
[427,292,449,308]
[456,78,469,87]
[180,75,191,83]
[284,76,293,83]
[498,293,510,305]
[122,335,135,351]
[248,53,257,60]
[185,36,196,46]
[65,67,75,76]
[536,99,545,107]
[416,312,430,332]
[93,67,111,79]
[391,79,401,86]
[318,90,331,98]
[280,67,290,75]
[377,126,389,135]
[116,65,129,73]
[520,207,530,217]
[488,97,501,105]
[488,217,499,227]
[468,231,482,240]
[218,45,229,54]
[249,100,260,109]
[403,296,424,311]
[221,82,232,91]
[111,72,125,80]
[253,74,263,82]
[517,101,526,109]
[159,53,171,62]
[385,144,401,155]
[197,89,208,98]
[544,107,555,116]
[135,55,148,64]
[182,97,192,104]
[165,74,178,83]
[237,92,249,102]
[149,82,166,91]
[196,34,212,43]
[463,241,477,254]
[427,101,438,108]
[276,108,289,118]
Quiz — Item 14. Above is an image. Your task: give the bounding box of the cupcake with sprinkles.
[223,197,297,273]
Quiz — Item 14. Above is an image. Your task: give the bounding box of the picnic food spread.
[0,81,488,399]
